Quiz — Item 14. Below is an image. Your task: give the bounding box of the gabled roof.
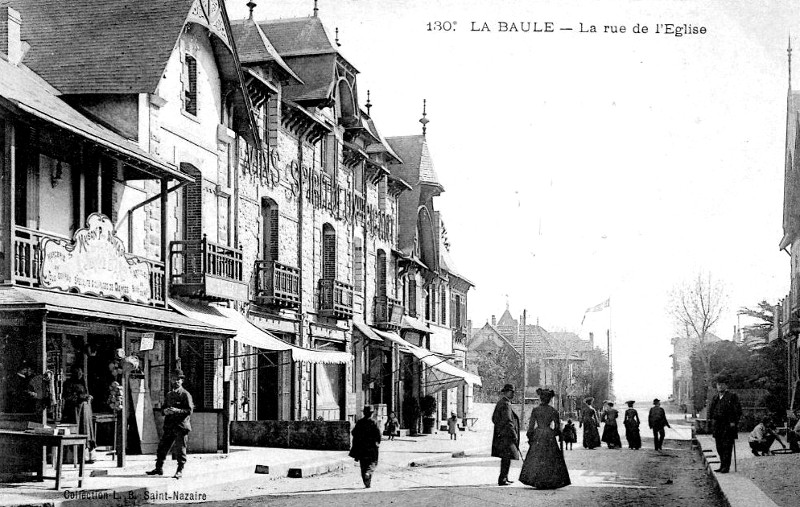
[511,325,554,356]
[440,246,473,287]
[230,18,302,84]
[780,90,800,249]
[548,332,594,353]
[13,0,196,94]
[0,57,187,181]
[468,322,517,353]
[496,308,517,327]
[258,17,337,58]
[386,135,444,192]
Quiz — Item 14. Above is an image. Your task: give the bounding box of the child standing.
[561,419,577,450]
[385,411,399,441]
[448,412,459,440]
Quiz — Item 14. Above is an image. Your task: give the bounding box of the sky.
[227,0,799,401]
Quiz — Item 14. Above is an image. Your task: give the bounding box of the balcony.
[254,260,301,310]
[453,326,467,346]
[13,225,166,306]
[318,279,354,320]
[169,236,247,302]
[374,295,403,330]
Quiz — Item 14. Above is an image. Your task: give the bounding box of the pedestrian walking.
[600,401,622,449]
[561,419,577,450]
[648,398,670,451]
[146,369,194,479]
[491,383,520,486]
[623,400,642,450]
[519,388,571,489]
[580,397,601,449]
[349,405,382,488]
[707,374,742,474]
[384,411,399,441]
[448,412,459,440]
[748,416,785,456]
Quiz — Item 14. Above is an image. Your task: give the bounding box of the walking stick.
[733,438,737,472]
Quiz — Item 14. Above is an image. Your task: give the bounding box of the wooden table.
[0,430,88,489]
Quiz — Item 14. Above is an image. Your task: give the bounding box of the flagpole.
[607,298,613,400]
[522,309,527,430]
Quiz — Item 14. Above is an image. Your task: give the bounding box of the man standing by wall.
[492,384,520,486]
[648,398,670,451]
[146,369,194,479]
[708,374,742,473]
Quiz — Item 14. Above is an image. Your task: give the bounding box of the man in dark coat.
[349,405,382,488]
[146,369,194,479]
[708,375,742,473]
[648,398,670,451]
[492,383,520,486]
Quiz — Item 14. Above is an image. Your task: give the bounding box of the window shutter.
[377,251,386,297]
[323,227,336,279]
[269,207,279,261]
[408,279,417,317]
[450,293,457,328]
[441,287,447,324]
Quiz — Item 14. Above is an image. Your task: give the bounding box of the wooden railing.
[255,260,301,309]
[318,278,354,319]
[13,225,166,305]
[453,327,467,346]
[374,295,403,330]
[169,235,244,300]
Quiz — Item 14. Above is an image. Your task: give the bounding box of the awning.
[0,287,234,337]
[372,328,481,392]
[400,316,431,334]
[352,320,383,342]
[170,299,349,364]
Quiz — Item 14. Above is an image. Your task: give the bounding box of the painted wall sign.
[40,213,152,304]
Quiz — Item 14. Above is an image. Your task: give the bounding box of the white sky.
[227,0,798,401]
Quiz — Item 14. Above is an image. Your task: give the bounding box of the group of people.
[578,397,670,451]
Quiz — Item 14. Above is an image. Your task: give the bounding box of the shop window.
[183,54,198,116]
[322,224,336,279]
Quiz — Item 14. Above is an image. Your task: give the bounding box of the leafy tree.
[473,347,523,402]
[668,272,726,407]
[738,301,775,348]
[573,347,610,403]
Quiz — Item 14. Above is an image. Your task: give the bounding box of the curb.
[408,445,489,467]
[694,438,781,507]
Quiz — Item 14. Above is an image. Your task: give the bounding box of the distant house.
[670,332,721,411]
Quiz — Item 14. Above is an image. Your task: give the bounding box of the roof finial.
[335,27,341,47]
[313,0,318,17]
[246,1,256,19]
[419,99,429,135]
[366,90,372,115]
[789,34,793,91]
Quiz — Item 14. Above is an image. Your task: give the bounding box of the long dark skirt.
[583,423,601,449]
[519,429,571,489]
[625,425,642,449]
[601,423,622,448]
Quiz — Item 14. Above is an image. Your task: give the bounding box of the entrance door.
[257,351,279,420]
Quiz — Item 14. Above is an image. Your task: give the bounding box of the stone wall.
[230,420,351,450]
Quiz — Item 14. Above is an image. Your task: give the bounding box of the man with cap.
[648,398,670,451]
[708,374,741,473]
[492,383,520,486]
[349,405,382,488]
[146,369,194,479]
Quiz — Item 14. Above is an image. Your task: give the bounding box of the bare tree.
[668,272,727,409]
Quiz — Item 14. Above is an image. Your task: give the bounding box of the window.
[378,176,387,212]
[376,250,386,297]
[317,136,327,173]
[261,198,279,261]
[353,164,363,193]
[183,55,197,116]
[425,286,431,321]
[441,286,447,325]
[353,237,364,291]
[408,279,417,317]
[322,224,336,279]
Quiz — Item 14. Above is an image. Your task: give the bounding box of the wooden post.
[1,121,15,283]
[160,179,169,308]
[522,309,526,429]
[117,326,127,468]
[222,338,230,453]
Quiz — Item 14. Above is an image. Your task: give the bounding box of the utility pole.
[522,309,527,428]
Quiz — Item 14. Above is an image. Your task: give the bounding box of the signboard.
[139,333,155,352]
[40,213,152,304]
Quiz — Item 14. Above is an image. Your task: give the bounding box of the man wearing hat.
[648,398,670,451]
[349,405,382,488]
[147,369,194,479]
[492,383,520,486]
[708,374,741,473]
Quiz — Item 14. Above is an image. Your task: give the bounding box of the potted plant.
[421,395,437,434]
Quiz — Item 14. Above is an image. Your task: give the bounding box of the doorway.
[257,351,279,420]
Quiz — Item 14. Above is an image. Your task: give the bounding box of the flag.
[581,298,610,325]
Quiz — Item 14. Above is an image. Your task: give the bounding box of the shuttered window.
[408,279,417,317]
[376,250,386,297]
[322,224,336,279]
[441,286,447,325]
[184,55,197,116]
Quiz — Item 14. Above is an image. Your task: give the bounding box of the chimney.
[491,315,496,326]
[589,332,594,348]
[0,7,22,65]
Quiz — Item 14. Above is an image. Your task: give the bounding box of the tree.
[472,347,523,402]
[738,300,775,348]
[573,347,610,404]
[668,272,726,408]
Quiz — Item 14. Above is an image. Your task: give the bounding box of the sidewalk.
[0,415,494,507]
[695,433,783,507]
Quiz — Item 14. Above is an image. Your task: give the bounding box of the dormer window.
[183,54,198,116]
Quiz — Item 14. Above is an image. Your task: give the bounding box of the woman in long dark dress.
[623,400,642,450]
[580,397,601,449]
[600,401,622,449]
[62,366,96,461]
[519,389,571,489]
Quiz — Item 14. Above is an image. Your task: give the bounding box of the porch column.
[1,121,15,282]
[222,338,230,453]
[160,179,169,307]
[117,325,127,468]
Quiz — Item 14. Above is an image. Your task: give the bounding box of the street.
[166,443,722,507]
